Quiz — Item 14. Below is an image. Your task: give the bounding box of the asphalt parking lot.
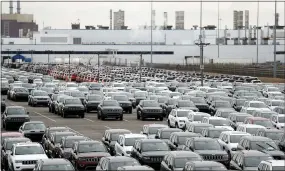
[2,96,166,140]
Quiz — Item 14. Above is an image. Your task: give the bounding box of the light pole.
[150,0,153,64]
[256,1,259,64]
[217,0,220,58]
[69,52,71,81]
[273,0,277,78]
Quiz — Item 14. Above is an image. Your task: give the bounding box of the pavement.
[1,96,167,140]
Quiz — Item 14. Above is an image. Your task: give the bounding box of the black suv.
[83,94,103,113]
[130,139,170,169]
[97,100,123,120]
[61,97,85,118]
[111,95,132,113]
[136,100,164,121]
[168,132,202,151]
[2,106,30,130]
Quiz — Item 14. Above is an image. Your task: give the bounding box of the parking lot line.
[68,127,84,136]
[33,111,56,122]
[123,119,129,122]
[84,118,94,122]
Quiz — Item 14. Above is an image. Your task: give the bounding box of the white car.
[202,117,234,131]
[184,112,211,130]
[114,134,147,157]
[218,131,250,158]
[167,109,195,129]
[263,86,281,97]
[270,114,285,129]
[65,82,78,90]
[258,160,285,171]
[236,124,266,135]
[8,142,48,171]
[112,83,125,91]
[240,101,271,115]
[266,99,285,110]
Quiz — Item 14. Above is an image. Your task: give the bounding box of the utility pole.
[195,0,209,87]
[256,1,259,64]
[98,54,100,82]
[139,54,142,82]
[273,0,277,78]
[150,0,153,64]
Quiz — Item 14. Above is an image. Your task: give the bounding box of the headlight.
[15,160,22,163]
[179,120,185,123]
[6,117,11,120]
[25,117,30,120]
[126,151,131,154]
[231,148,237,151]
[143,156,150,160]
[78,158,86,161]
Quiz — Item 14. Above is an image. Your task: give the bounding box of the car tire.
[49,107,51,112]
[101,116,105,120]
[141,115,146,121]
[62,112,66,118]
[137,111,140,119]
[168,120,172,128]
[32,102,36,107]
[160,117,163,121]
[80,114,85,118]
[175,122,179,128]
[129,108,132,114]
[97,111,101,119]
[3,121,6,129]
[120,115,123,120]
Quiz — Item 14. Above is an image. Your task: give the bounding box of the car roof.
[140,139,166,143]
[171,132,202,137]
[122,134,147,138]
[77,140,102,144]
[1,132,23,136]
[208,117,227,120]
[106,156,137,162]
[118,165,154,170]
[242,136,273,141]
[221,131,250,135]
[52,131,76,135]
[41,158,71,165]
[159,128,182,132]
[241,150,272,157]
[239,124,266,128]
[246,117,269,120]
[263,160,285,166]
[192,137,218,141]
[206,127,230,131]
[4,137,30,142]
[190,123,213,126]
[263,129,283,133]
[15,142,41,147]
[146,124,168,128]
[24,121,44,124]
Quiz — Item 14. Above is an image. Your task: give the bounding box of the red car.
[1,132,23,145]
[244,117,274,128]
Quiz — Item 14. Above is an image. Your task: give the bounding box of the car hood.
[177,117,188,121]
[195,150,227,155]
[102,106,122,110]
[216,107,234,110]
[179,107,198,111]
[23,129,45,133]
[13,154,48,160]
[123,146,133,152]
[148,134,156,139]
[228,143,239,149]
[195,103,209,106]
[261,149,285,156]
[77,152,110,158]
[34,96,50,99]
[65,104,84,107]
[7,115,29,118]
[244,167,258,171]
[247,108,271,112]
[88,101,101,103]
[142,151,169,157]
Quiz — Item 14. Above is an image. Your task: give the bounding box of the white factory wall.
[1,38,32,44]
[2,44,285,64]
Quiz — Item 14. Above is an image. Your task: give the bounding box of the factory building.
[175,11,185,30]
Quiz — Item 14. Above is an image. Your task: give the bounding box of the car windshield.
[90,83,102,87]
[168,100,178,105]
[7,108,26,115]
[88,96,102,101]
[215,101,231,108]
[42,164,74,171]
[209,130,224,138]
[268,87,279,92]
[113,96,128,101]
[103,101,119,106]
[196,166,227,170]
[6,140,29,150]
[230,135,246,143]
[194,115,208,121]
[14,88,28,93]
[245,156,272,167]
[111,132,130,141]
[34,91,48,96]
[125,137,146,146]
[236,100,246,106]
[55,134,73,143]
[113,84,125,87]
[66,84,78,87]
[135,92,148,97]
[194,140,221,150]
[143,101,160,107]
[195,126,212,133]
[149,127,165,134]
[251,141,278,151]
[23,123,45,130]
[253,120,273,127]
[209,120,230,126]
[161,131,179,139]
[266,132,283,140]
[178,101,194,107]
[65,99,82,104]
[65,138,86,148]
[45,84,56,88]
[78,143,106,153]
[78,87,89,91]
[236,115,249,122]
[174,157,202,168]
[71,92,84,97]
[272,101,284,106]
[15,146,44,155]
[250,102,267,108]
[110,161,140,170]
[246,128,260,135]
[141,142,169,152]
[178,136,189,145]
[158,97,168,103]
[220,111,232,118]
[191,98,205,103]
[177,111,190,117]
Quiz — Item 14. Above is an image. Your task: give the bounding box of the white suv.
[8,142,48,171]
[167,109,195,129]
[270,114,285,129]
[258,160,285,171]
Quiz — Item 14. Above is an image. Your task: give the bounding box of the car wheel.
[32,102,36,107]
[80,114,85,118]
[137,111,140,119]
[3,121,6,129]
[49,107,51,112]
[129,108,132,114]
[168,120,172,127]
[97,111,101,119]
[160,117,163,121]
[62,112,66,118]
[101,116,105,120]
[175,122,179,128]
[120,115,123,121]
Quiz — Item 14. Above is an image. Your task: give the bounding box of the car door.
[161,154,170,171]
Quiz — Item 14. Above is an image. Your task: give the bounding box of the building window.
[73,37,82,44]
[4,22,10,36]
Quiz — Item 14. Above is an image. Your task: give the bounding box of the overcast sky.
[1,0,284,30]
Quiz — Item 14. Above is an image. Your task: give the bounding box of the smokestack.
[9,0,13,14]
[110,9,112,30]
[164,12,168,29]
[17,0,20,14]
